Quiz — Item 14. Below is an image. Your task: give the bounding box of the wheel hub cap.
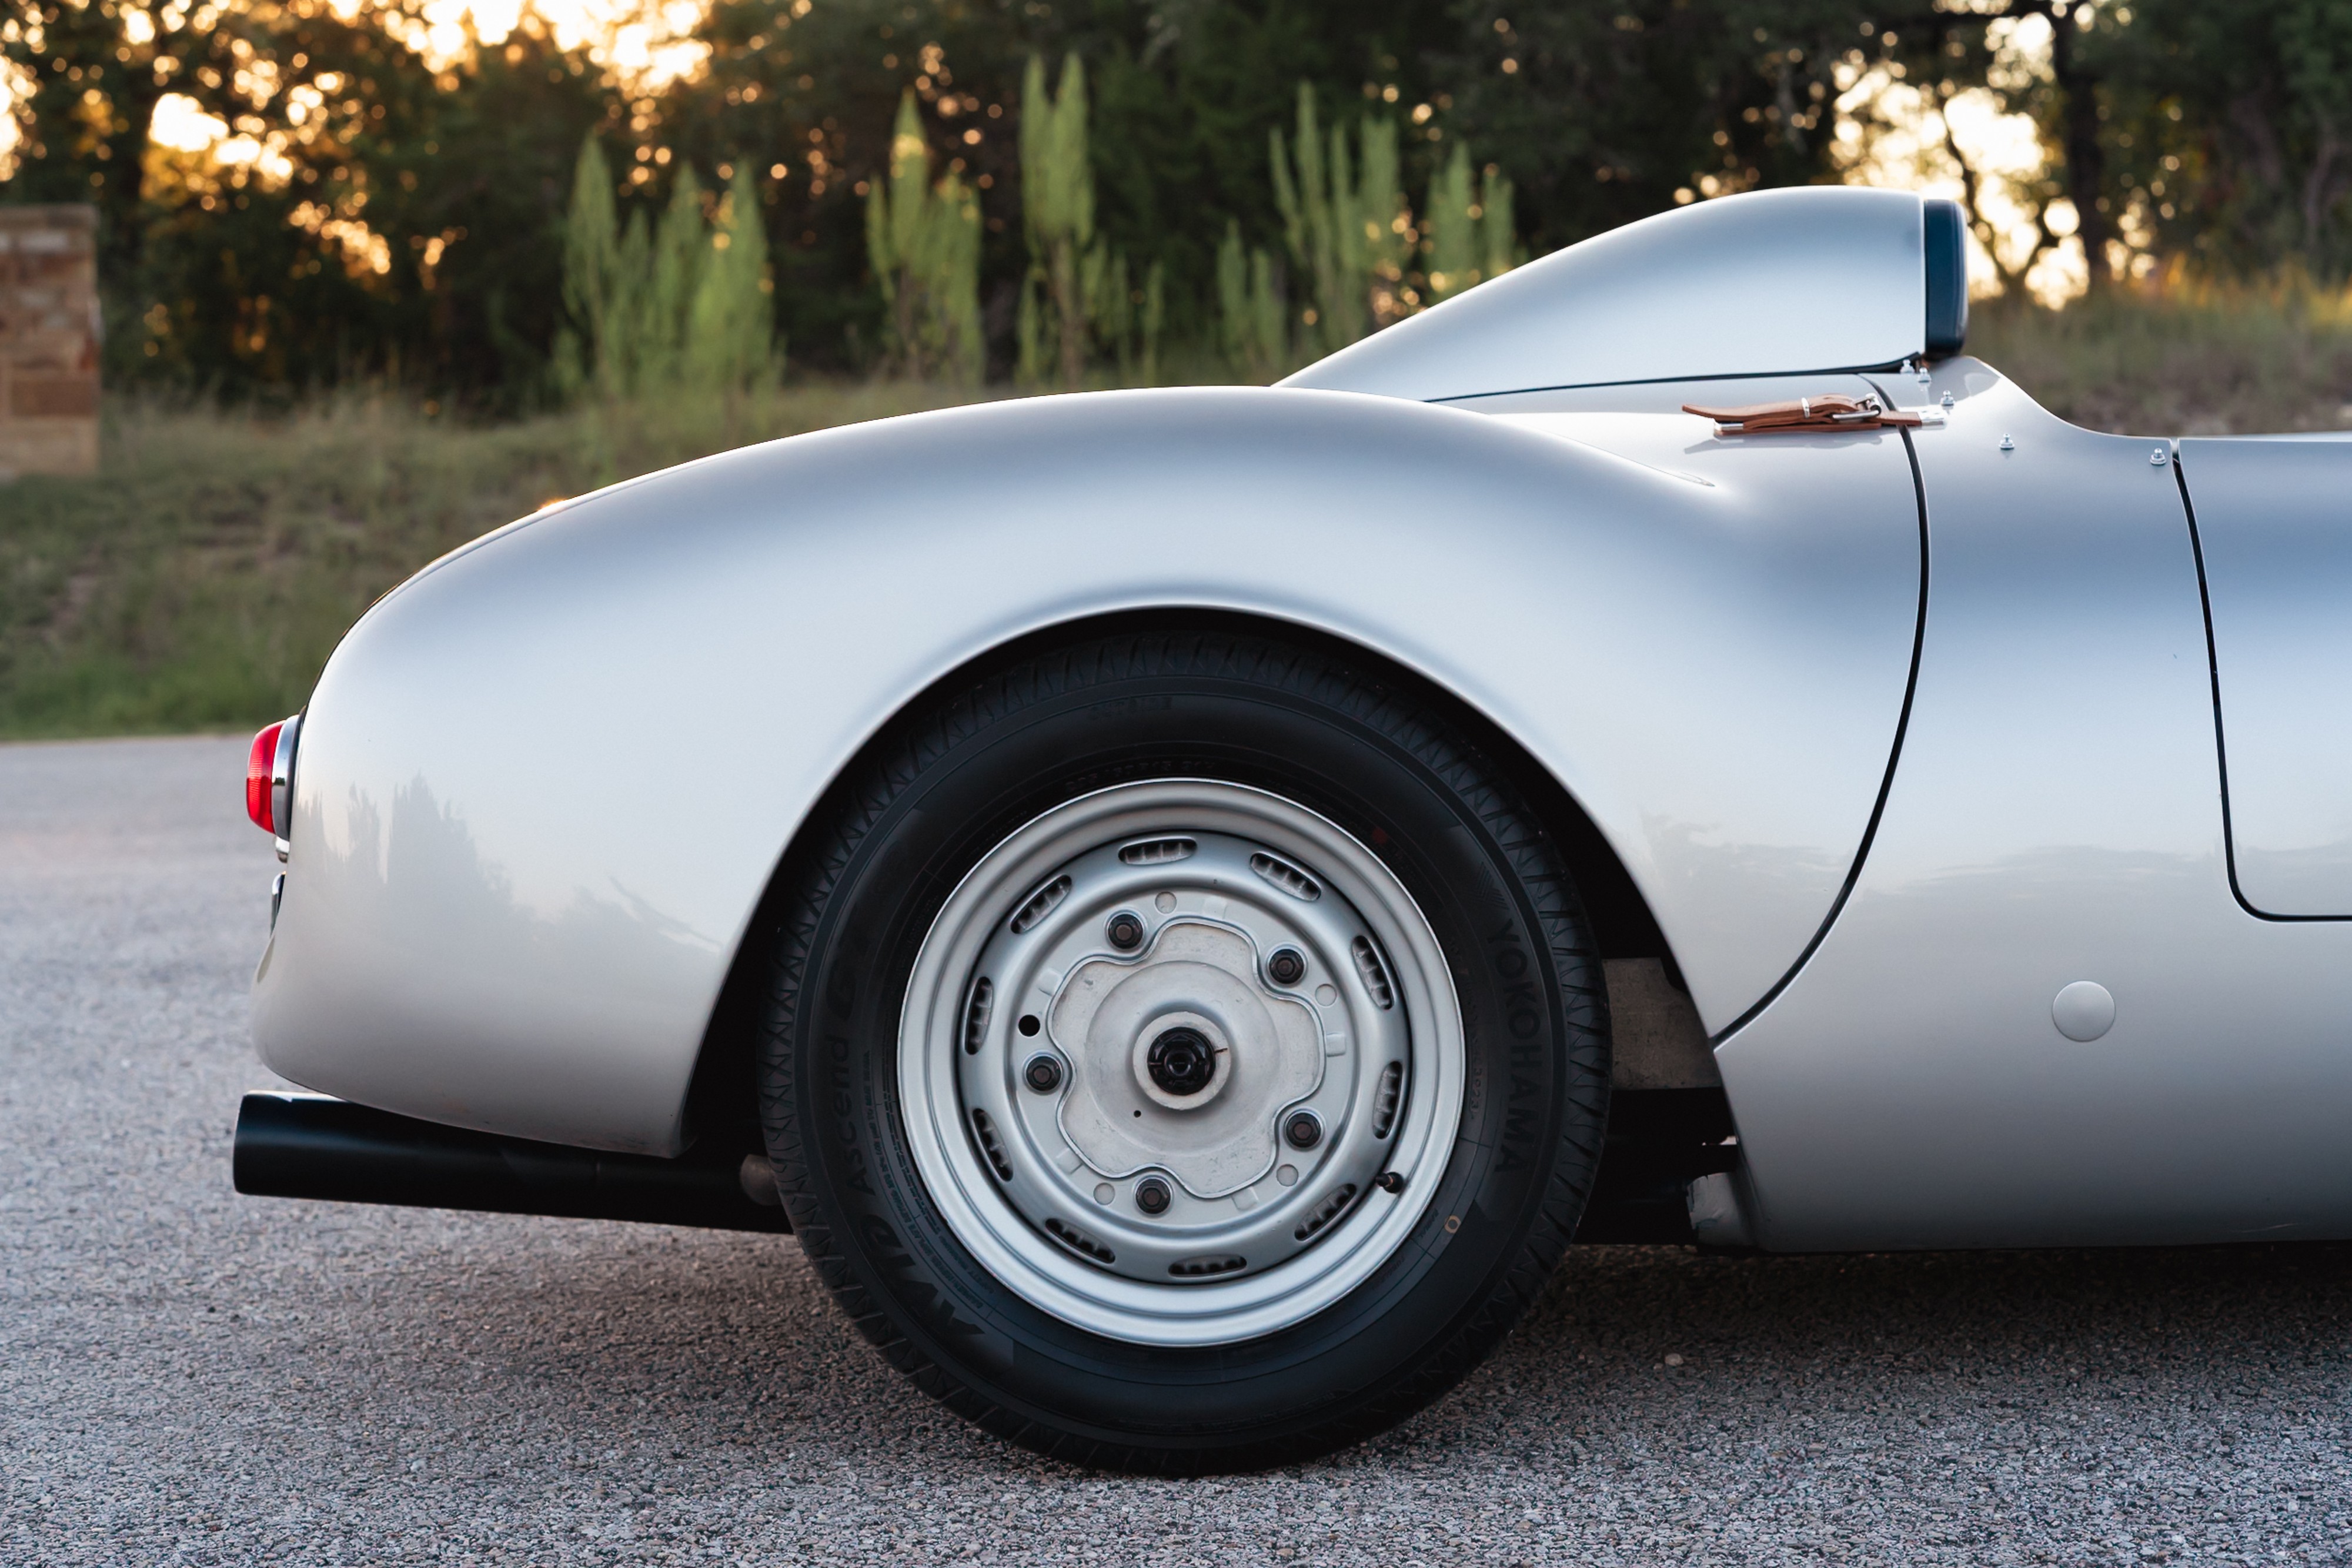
[1055,921,1322,1195]
[897,780,1465,1347]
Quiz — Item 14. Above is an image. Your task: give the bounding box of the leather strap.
[1683,394,1925,434]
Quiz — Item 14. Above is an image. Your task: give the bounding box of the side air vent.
[1371,1061,1405,1139]
[1352,935,1394,1009]
[1119,837,1197,865]
[1169,1254,1247,1278]
[1294,1183,1358,1242]
[1250,852,1321,902]
[961,977,994,1055]
[1044,1216,1115,1263]
[969,1108,1014,1181]
[1008,875,1072,934]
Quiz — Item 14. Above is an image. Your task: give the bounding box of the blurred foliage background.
[6,0,2351,404]
[5,0,2352,736]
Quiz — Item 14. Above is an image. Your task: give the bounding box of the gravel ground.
[4,735,2351,1567]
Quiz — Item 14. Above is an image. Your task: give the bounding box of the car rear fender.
[252,386,1922,1154]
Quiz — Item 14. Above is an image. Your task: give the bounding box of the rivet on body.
[2052,981,2116,1042]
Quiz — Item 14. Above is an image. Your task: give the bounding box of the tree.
[2043,1,2113,292]
[3,2,606,400]
[2086,0,2352,279]
[1422,142,1519,303]
[1217,220,1291,381]
[687,165,782,393]
[636,165,709,390]
[1,0,244,283]
[1271,85,1414,354]
[866,91,982,383]
[1082,246,1165,385]
[559,143,778,399]
[559,136,625,400]
[1886,1,2118,293]
[1435,1,1916,263]
[1019,52,1094,386]
[46,0,2352,400]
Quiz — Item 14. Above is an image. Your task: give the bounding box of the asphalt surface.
[5,734,2351,1567]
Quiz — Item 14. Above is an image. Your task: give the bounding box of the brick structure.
[0,205,101,478]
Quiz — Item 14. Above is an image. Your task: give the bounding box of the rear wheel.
[757,631,1608,1470]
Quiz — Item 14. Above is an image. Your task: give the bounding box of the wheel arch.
[678,604,1673,1159]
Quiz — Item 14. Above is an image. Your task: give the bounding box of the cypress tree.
[639,166,707,391]
[557,134,622,400]
[1272,86,1414,353]
[687,165,781,393]
[867,90,983,384]
[1217,220,1290,381]
[1021,53,1095,387]
[1479,166,1521,286]
[1426,142,1478,303]
[1427,144,1521,305]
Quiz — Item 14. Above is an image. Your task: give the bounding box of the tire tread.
[758,630,1609,1472]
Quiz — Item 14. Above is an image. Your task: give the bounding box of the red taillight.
[246,721,285,834]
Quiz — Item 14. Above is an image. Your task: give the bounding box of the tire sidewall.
[766,643,1603,1464]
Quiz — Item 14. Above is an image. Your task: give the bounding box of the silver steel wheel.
[898,779,1465,1348]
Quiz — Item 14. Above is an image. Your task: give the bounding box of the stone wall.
[0,205,100,479]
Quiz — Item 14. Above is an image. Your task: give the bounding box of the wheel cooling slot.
[1352,935,1394,1008]
[1118,837,1197,865]
[1008,875,1072,934]
[1169,1255,1247,1278]
[1293,1183,1358,1241]
[1248,852,1322,901]
[969,1108,1014,1181]
[1371,1061,1405,1139]
[1044,1216,1115,1263]
[961,977,994,1055]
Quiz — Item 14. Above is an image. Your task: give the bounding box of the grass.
[0,383,989,740]
[1969,277,2352,436]
[5,286,2350,742]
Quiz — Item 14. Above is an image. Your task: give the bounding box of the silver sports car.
[231,185,2352,1470]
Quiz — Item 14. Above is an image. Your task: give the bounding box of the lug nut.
[1135,1176,1171,1215]
[1023,1054,1064,1094]
[1106,911,1145,951]
[1282,1109,1323,1150]
[1267,948,1307,986]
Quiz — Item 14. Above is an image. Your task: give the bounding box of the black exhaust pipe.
[232,1092,790,1234]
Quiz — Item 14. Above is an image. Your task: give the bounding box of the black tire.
[756,630,1609,1471]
